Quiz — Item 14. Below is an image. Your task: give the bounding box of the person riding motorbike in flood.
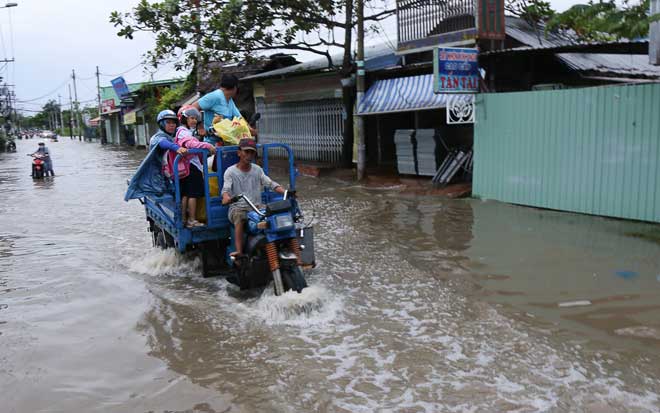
[31,140,54,176]
[221,138,285,258]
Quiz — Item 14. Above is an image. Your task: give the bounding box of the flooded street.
[2,138,660,412]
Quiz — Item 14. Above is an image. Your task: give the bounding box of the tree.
[111,0,393,69]
[41,100,61,130]
[506,0,659,42]
[110,0,395,164]
[547,0,657,42]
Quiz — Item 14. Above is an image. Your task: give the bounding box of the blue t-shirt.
[197,89,242,133]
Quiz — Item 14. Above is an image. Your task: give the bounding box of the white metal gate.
[255,98,344,164]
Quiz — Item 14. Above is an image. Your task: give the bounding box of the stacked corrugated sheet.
[394,129,416,175]
[415,129,437,176]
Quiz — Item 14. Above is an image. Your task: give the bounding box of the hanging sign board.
[111,76,130,98]
[433,47,479,94]
[101,99,116,114]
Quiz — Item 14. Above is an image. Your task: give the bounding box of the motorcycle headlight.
[274,214,294,230]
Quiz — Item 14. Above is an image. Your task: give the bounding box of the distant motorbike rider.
[31,141,54,176]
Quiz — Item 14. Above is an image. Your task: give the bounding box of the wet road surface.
[1,138,660,412]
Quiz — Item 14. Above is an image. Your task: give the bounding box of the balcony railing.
[397,0,476,48]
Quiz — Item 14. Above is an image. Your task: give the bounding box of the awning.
[357,74,471,115]
[89,116,101,127]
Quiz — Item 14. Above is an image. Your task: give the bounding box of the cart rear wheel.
[155,229,168,249]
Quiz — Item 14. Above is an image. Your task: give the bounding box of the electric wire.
[17,78,70,102]
[100,62,143,77]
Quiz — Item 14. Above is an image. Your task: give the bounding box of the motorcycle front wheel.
[280,265,308,293]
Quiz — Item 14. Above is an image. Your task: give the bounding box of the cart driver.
[221,138,285,257]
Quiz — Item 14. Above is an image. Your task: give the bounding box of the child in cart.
[173,105,216,228]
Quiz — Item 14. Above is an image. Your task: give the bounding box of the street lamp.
[2,3,18,8]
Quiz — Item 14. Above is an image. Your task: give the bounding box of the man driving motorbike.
[221,138,285,257]
[32,141,54,176]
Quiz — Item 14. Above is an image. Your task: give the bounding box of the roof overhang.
[480,40,649,59]
[357,73,472,115]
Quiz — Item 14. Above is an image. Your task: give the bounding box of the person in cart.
[193,74,256,146]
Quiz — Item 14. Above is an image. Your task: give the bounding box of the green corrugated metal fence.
[473,83,660,223]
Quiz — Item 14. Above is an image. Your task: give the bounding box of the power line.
[17,78,70,102]
[100,62,143,78]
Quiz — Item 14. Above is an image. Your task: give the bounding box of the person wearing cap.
[193,74,256,146]
[221,138,285,257]
[31,141,54,176]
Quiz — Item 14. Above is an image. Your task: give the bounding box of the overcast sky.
[8,0,584,115]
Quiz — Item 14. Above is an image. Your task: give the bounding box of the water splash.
[125,248,201,277]
[235,284,342,327]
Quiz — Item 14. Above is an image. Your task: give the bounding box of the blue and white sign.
[110,76,130,98]
[433,47,479,93]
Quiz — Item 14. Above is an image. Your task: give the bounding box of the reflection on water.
[466,200,660,353]
[1,139,660,412]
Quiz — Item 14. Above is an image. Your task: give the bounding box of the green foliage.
[547,0,656,41]
[141,72,196,121]
[507,0,656,42]
[506,0,554,24]
[110,0,393,71]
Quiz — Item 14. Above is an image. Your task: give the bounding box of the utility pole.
[340,0,354,168]
[356,0,366,180]
[68,84,74,139]
[96,65,105,144]
[651,0,660,65]
[72,69,81,140]
[58,94,64,136]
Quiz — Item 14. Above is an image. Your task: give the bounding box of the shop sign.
[433,47,479,93]
[123,110,137,125]
[101,99,116,114]
[111,76,130,98]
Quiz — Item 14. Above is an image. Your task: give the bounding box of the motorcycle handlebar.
[227,193,265,217]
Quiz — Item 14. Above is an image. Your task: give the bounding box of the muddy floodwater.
[2,138,660,412]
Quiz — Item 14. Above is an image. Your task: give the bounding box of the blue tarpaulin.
[124,137,172,201]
